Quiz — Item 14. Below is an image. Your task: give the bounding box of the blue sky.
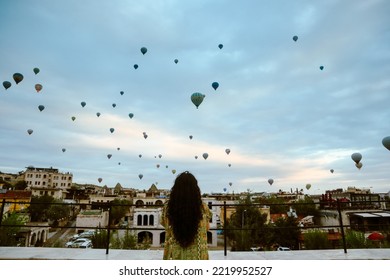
[1,0,389,194]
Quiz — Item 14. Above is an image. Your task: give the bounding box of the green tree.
[110,199,131,225]
[90,229,110,248]
[272,216,300,249]
[345,230,367,249]
[111,230,138,249]
[304,229,331,249]
[13,180,27,191]
[292,196,318,217]
[46,202,71,226]
[0,179,12,189]
[0,213,26,246]
[225,194,268,251]
[28,195,54,222]
[257,196,289,214]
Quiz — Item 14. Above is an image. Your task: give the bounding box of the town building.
[23,166,73,191]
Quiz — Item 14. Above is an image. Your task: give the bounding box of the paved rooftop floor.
[1,247,390,260]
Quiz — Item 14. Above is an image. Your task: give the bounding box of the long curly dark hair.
[167,171,202,248]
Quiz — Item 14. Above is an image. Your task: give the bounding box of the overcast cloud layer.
[1,0,389,194]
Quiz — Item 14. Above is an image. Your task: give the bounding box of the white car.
[78,230,96,239]
[65,238,92,248]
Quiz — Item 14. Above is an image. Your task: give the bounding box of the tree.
[0,179,12,189]
[46,203,71,226]
[110,199,131,225]
[0,213,26,246]
[345,230,367,249]
[28,195,54,222]
[292,196,318,217]
[303,230,331,249]
[13,180,27,191]
[272,216,300,249]
[90,229,109,249]
[111,230,138,249]
[257,196,289,214]
[225,194,268,251]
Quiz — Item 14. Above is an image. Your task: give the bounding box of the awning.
[371,212,390,217]
[351,213,379,218]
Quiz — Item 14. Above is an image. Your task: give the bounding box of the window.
[137,215,142,226]
[143,215,148,225]
[149,215,154,226]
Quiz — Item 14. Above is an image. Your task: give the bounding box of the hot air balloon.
[96,112,101,117]
[174,59,178,64]
[218,44,223,49]
[223,188,227,192]
[33,68,40,75]
[355,162,363,170]
[35,84,42,93]
[202,153,208,160]
[71,116,76,121]
[107,154,112,159]
[228,163,231,167]
[212,82,219,90]
[189,135,193,139]
[351,153,362,164]
[27,129,33,135]
[81,101,86,107]
[120,91,124,95]
[293,35,298,42]
[112,103,116,108]
[133,64,138,69]
[140,47,147,55]
[306,184,311,190]
[62,148,66,152]
[268,179,274,185]
[38,105,45,112]
[13,73,23,84]
[172,169,176,174]
[319,66,324,70]
[156,164,160,168]
[138,174,143,179]
[117,147,120,151]
[195,156,198,159]
[128,113,134,119]
[191,92,205,109]
[158,154,162,158]
[98,178,102,183]
[229,182,232,186]
[225,148,230,155]
[382,136,390,151]
[330,169,334,173]
[139,154,142,158]
[143,134,148,139]
[3,81,11,90]
[110,128,115,133]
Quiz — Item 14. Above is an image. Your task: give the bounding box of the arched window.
[149,215,154,226]
[135,200,144,207]
[137,215,142,226]
[143,215,148,226]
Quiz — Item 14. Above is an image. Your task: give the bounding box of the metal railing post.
[337,199,347,254]
[223,200,227,256]
[106,203,112,255]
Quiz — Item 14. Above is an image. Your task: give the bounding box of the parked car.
[65,238,92,248]
[78,230,96,239]
[277,247,291,251]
